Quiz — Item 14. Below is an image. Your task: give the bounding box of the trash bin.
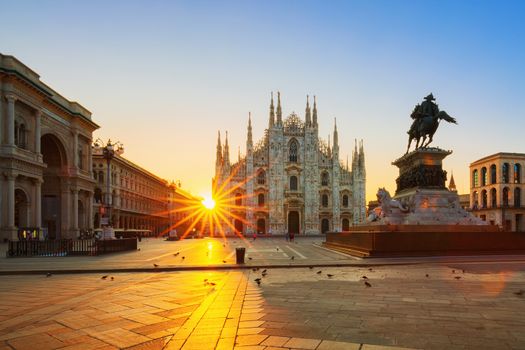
[235,247,245,264]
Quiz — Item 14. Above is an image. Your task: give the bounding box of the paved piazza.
[1,239,525,349]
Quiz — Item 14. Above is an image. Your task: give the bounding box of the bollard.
[235,247,246,264]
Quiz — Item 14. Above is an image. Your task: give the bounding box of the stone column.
[87,192,94,230]
[34,110,41,154]
[34,178,42,228]
[73,131,79,169]
[0,92,3,145]
[6,95,16,146]
[88,139,93,177]
[6,174,16,239]
[61,182,70,239]
[72,189,79,232]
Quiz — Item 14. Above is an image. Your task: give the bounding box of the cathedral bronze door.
[321,218,330,234]
[288,211,300,234]
[234,219,244,235]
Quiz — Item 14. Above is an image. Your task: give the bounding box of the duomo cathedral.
[213,93,366,235]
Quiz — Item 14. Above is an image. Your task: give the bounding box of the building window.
[472,191,479,209]
[503,187,509,207]
[342,194,349,207]
[321,172,329,186]
[235,193,242,206]
[98,171,104,184]
[515,164,522,184]
[490,188,497,208]
[490,164,497,184]
[502,163,510,183]
[257,169,266,185]
[515,188,522,207]
[14,121,27,149]
[473,169,479,187]
[258,193,265,206]
[289,139,298,162]
[78,149,84,169]
[481,189,487,208]
[481,167,487,186]
[322,194,328,207]
[290,176,298,191]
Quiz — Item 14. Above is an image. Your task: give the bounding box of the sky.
[1,0,524,201]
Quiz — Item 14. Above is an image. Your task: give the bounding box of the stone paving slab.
[0,263,525,349]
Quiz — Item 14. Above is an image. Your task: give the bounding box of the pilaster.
[6,94,16,146]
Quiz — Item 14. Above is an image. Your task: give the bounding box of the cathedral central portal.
[288,211,300,234]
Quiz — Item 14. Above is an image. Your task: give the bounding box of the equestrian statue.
[406,93,457,154]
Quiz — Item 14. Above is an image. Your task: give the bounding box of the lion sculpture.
[367,188,409,222]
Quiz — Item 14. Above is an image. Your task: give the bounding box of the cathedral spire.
[352,139,358,171]
[269,92,275,128]
[247,112,253,147]
[216,131,222,165]
[238,146,241,163]
[312,95,318,127]
[333,118,338,149]
[327,134,331,158]
[223,131,230,166]
[305,95,311,126]
[276,91,282,126]
[358,140,365,176]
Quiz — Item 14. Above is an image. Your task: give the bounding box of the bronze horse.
[406,111,457,153]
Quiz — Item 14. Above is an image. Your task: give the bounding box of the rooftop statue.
[406,93,457,154]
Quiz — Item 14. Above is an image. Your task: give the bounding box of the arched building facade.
[0,54,98,240]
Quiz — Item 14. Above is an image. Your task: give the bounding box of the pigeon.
[309,266,314,270]
[452,269,455,274]
[262,269,267,274]
[361,275,368,280]
[462,269,465,273]
[368,268,373,272]
[290,256,295,260]
[223,244,226,247]
[327,274,334,278]
[137,248,141,251]
[174,252,180,256]
[223,260,227,263]
[248,257,253,260]
[262,272,268,277]
[252,268,257,272]
[182,256,185,260]
[364,281,372,287]
[46,272,52,277]
[276,247,279,251]
[204,278,208,282]
[110,277,114,281]
[208,282,216,286]
[254,278,262,286]
[513,290,524,296]
[454,276,461,280]
[101,275,108,280]
[153,264,159,268]
[316,270,322,274]
[425,274,429,278]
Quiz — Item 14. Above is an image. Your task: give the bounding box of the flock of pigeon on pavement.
[41,242,525,297]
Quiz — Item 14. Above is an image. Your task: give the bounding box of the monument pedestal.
[324,147,525,257]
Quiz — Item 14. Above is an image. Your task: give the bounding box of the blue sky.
[1,0,524,199]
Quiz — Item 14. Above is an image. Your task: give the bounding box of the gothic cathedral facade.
[213,93,366,235]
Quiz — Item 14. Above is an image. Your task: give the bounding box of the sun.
[202,196,216,210]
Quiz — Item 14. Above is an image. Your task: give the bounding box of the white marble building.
[213,93,366,235]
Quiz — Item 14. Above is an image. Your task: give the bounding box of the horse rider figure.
[409,93,439,135]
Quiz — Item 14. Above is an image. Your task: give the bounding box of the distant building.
[0,54,99,240]
[92,146,197,236]
[213,93,366,235]
[469,153,524,231]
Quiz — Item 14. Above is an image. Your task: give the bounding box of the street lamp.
[94,138,124,239]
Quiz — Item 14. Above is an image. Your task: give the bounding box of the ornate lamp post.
[94,138,123,239]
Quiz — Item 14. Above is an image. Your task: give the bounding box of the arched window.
[490,164,497,184]
[503,187,509,207]
[490,188,497,207]
[473,169,479,187]
[290,176,298,191]
[515,164,522,184]
[481,167,487,186]
[235,193,242,206]
[257,169,266,185]
[472,191,479,209]
[14,121,27,149]
[98,171,104,184]
[258,193,265,206]
[321,172,329,186]
[289,139,298,162]
[502,163,510,183]
[481,189,487,208]
[342,194,349,207]
[342,218,350,231]
[322,194,328,207]
[515,188,521,207]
